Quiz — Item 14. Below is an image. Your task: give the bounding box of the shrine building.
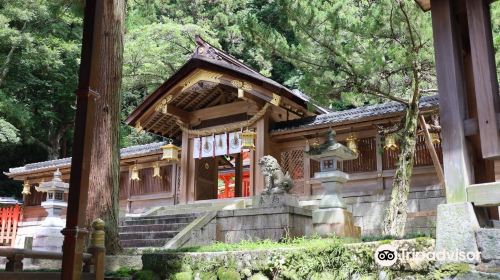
[7,36,498,247]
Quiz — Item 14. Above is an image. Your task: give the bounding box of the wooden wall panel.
[129,166,172,196]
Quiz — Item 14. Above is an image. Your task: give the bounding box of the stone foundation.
[215,206,312,243]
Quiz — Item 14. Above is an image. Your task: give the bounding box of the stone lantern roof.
[306,130,358,161]
[35,169,69,193]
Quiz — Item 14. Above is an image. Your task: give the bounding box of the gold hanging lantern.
[430,132,441,145]
[153,162,161,179]
[22,181,31,195]
[346,134,359,154]
[384,134,399,151]
[130,165,140,181]
[161,140,180,161]
[241,128,256,150]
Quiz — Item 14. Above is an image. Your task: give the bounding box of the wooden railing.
[0,218,105,280]
[0,204,22,247]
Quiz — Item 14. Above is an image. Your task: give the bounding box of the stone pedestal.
[312,170,360,238]
[252,193,299,208]
[436,202,481,263]
[313,208,360,238]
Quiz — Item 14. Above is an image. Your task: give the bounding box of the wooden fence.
[0,204,22,247]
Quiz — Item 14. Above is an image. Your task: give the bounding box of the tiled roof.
[7,141,166,175]
[271,95,439,132]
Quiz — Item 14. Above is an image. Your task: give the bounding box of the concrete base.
[436,202,481,263]
[252,193,299,208]
[313,208,360,238]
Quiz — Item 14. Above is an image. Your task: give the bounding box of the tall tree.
[243,0,435,237]
[86,0,125,254]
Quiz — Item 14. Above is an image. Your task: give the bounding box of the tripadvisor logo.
[374,244,398,267]
[374,244,482,267]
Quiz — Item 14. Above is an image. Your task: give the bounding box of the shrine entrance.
[194,152,251,201]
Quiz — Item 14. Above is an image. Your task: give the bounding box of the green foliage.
[134,269,161,280]
[216,268,240,280]
[153,235,351,253]
[173,271,193,280]
[432,263,470,280]
[107,266,136,277]
[241,0,436,106]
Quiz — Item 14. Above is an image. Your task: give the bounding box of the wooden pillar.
[188,139,196,202]
[430,0,473,203]
[303,150,312,196]
[234,153,243,197]
[61,0,101,278]
[465,0,500,160]
[170,163,178,204]
[179,131,190,204]
[375,135,384,190]
[253,110,270,195]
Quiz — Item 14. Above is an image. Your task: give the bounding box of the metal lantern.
[161,140,180,161]
[153,162,161,179]
[346,135,359,154]
[241,128,256,150]
[384,134,399,151]
[130,165,140,181]
[22,181,31,195]
[430,132,441,145]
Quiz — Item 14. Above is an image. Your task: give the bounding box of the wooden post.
[253,111,270,194]
[430,0,473,203]
[419,115,445,188]
[465,0,500,159]
[179,131,189,204]
[234,153,242,197]
[87,219,105,280]
[61,0,102,278]
[375,135,384,190]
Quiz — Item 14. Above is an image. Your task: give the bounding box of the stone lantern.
[32,169,69,252]
[306,130,360,238]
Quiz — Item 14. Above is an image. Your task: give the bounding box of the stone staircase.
[119,213,199,248]
[119,199,249,248]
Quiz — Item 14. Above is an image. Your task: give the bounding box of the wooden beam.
[159,104,189,123]
[463,114,500,136]
[188,101,257,124]
[465,0,500,159]
[430,0,473,203]
[419,115,445,188]
[467,182,500,206]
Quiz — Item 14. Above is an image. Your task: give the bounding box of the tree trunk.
[86,0,125,254]
[383,100,420,238]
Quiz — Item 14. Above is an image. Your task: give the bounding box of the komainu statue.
[258,155,293,194]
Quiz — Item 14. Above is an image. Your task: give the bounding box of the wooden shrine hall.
[9,35,499,237]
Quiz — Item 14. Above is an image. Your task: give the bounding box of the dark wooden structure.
[415,0,500,211]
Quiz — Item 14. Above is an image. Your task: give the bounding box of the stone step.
[125,213,199,221]
[119,223,189,233]
[119,230,178,240]
[123,216,196,225]
[120,238,169,248]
